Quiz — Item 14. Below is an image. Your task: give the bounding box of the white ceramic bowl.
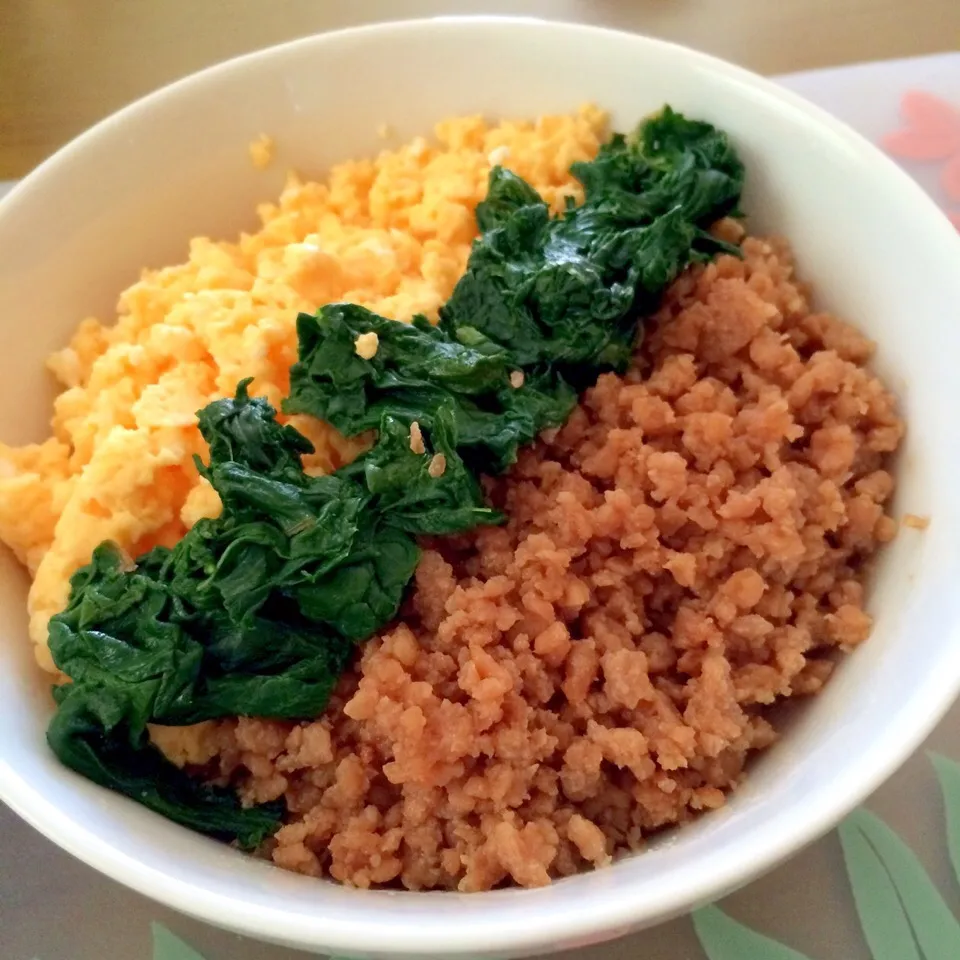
[2,16,960,959]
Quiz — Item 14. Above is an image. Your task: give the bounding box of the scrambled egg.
[0,107,606,674]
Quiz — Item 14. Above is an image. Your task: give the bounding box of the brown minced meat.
[193,230,903,891]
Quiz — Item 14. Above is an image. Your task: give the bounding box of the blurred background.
[2,0,958,178]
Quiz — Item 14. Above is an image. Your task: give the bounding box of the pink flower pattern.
[882,89,960,230]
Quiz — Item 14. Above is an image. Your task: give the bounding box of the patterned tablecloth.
[2,50,959,960]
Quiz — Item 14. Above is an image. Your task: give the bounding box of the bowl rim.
[4,13,960,957]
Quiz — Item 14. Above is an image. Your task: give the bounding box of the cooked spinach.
[284,304,578,475]
[286,107,743,467]
[46,107,745,846]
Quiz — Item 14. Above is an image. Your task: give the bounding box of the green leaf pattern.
[151,923,209,960]
[842,809,960,960]
[692,905,814,960]
[931,751,960,888]
[695,753,960,960]
[837,816,922,960]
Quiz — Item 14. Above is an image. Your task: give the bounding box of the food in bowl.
[0,103,902,892]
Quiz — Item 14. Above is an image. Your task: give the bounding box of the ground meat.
[201,233,902,891]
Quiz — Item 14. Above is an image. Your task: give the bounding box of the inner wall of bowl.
[1,19,959,958]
